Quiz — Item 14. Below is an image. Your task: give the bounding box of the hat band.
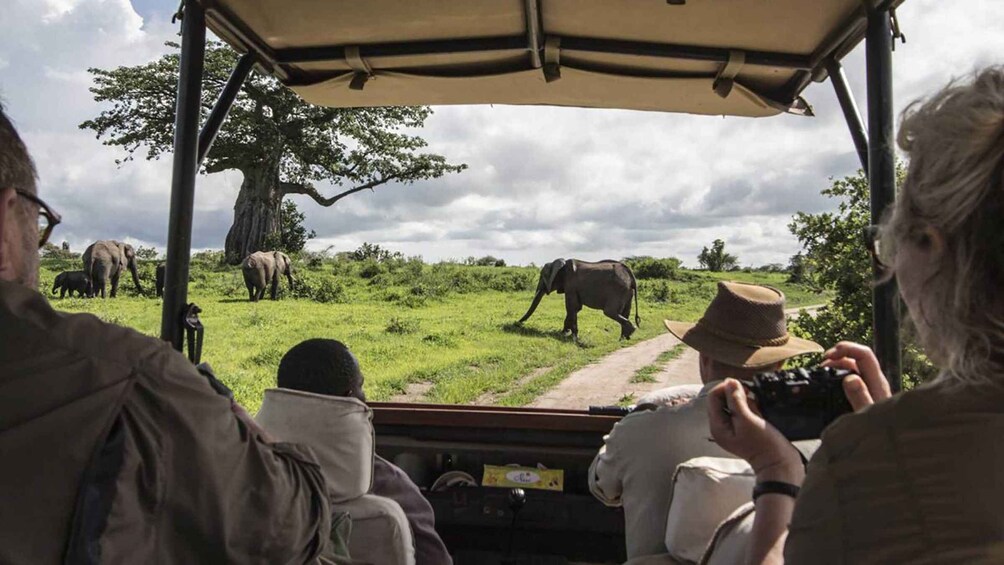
[696,319,791,347]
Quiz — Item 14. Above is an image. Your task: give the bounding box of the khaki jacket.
[786,378,1004,564]
[0,281,330,564]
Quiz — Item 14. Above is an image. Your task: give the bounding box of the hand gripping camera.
[744,367,854,441]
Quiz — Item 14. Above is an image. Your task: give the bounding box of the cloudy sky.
[2,1,1002,267]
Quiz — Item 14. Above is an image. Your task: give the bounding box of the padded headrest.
[256,388,374,502]
[664,457,754,563]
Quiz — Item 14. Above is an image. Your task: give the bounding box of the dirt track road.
[528,304,824,409]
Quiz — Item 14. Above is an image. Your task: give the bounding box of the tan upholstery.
[256,388,374,502]
[336,495,416,565]
[255,389,416,565]
[201,0,908,115]
[700,503,755,565]
[664,457,755,563]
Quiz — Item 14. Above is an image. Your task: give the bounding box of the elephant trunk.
[518,288,546,324]
[128,261,143,293]
[52,277,60,294]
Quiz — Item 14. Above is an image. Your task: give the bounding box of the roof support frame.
[525,0,543,68]
[198,52,255,165]
[161,0,207,349]
[273,35,813,71]
[827,59,869,172]
[865,5,902,391]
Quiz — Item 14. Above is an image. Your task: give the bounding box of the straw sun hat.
[664,281,822,368]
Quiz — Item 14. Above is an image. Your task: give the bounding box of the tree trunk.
[224,165,283,264]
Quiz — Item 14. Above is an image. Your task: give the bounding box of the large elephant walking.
[518,258,640,339]
[82,240,143,298]
[242,251,294,301]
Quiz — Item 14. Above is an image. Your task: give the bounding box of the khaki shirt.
[589,382,737,559]
[0,281,330,563]
[786,379,1004,564]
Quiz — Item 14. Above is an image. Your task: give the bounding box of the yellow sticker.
[482,465,564,492]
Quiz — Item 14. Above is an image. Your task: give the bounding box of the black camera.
[744,367,853,441]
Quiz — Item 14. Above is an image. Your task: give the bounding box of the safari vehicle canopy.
[159,0,907,561]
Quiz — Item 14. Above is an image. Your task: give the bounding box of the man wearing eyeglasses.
[0,109,335,562]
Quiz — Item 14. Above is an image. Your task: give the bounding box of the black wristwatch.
[752,481,801,501]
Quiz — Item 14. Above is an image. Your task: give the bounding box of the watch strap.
[752,481,801,501]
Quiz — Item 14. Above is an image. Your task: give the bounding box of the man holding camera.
[0,107,332,562]
[588,281,822,559]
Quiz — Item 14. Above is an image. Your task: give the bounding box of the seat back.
[256,389,417,564]
[256,388,374,502]
[663,456,755,563]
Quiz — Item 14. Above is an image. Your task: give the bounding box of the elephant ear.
[544,259,566,292]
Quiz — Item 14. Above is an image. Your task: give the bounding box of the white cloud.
[2,0,1003,266]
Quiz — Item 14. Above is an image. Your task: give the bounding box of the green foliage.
[386,316,420,334]
[263,200,316,254]
[40,242,79,261]
[135,246,160,260]
[623,256,682,279]
[787,168,934,388]
[349,242,403,263]
[786,252,811,285]
[464,255,507,267]
[697,239,739,272]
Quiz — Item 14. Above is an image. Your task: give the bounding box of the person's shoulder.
[2,282,180,375]
[820,379,996,454]
[610,398,702,435]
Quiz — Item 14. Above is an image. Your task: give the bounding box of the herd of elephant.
[53,244,641,339]
[51,241,294,304]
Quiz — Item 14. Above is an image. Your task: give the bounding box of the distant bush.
[464,255,506,267]
[41,242,79,261]
[386,316,420,334]
[349,242,403,263]
[358,260,384,279]
[623,256,682,280]
[312,278,347,303]
[135,246,160,260]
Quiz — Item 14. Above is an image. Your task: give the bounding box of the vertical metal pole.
[198,53,255,166]
[866,7,902,391]
[161,0,206,349]
[827,59,869,174]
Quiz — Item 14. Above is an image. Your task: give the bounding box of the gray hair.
[0,102,38,198]
[890,66,1004,384]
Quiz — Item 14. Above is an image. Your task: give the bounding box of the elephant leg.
[60,286,66,299]
[604,305,635,339]
[109,272,120,298]
[564,294,582,339]
[619,302,636,339]
[270,275,279,300]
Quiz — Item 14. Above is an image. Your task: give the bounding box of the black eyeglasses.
[14,189,62,248]
[863,224,895,270]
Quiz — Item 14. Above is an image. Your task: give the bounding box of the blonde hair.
[890,66,1004,384]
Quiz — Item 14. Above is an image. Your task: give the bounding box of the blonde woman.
[708,67,1004,565]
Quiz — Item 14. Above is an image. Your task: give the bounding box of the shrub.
[624,256,682,280]
[386,316,420,334]
[648,281,671,303]
[358,260,384,279]
[312,278,347,303]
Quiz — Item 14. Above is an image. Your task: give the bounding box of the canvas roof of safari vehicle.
[200,0,905,117]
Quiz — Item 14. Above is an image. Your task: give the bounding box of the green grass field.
[40,257,827,412]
